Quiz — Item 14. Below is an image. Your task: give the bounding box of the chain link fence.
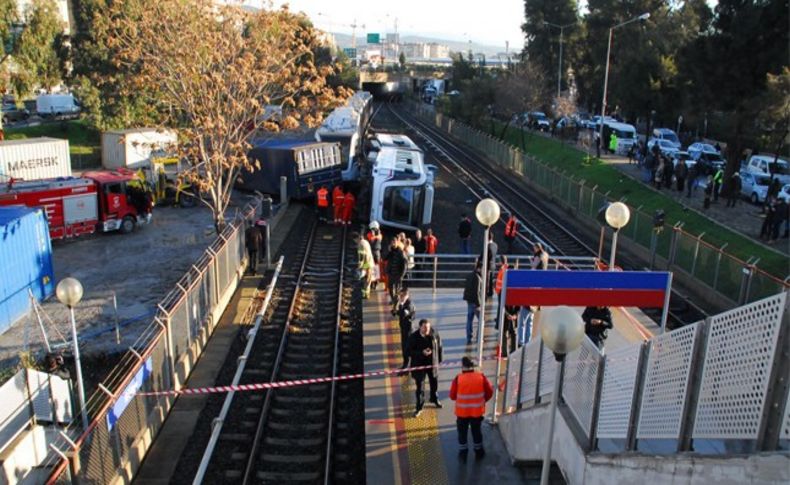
[411,105,789,306]
[44,197,261,483]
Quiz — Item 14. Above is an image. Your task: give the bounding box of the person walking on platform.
[332,185,344,224]
[315,185,329,222]
[726,172,741,208]
[408,319,443,417]
[503,305,519,356]
[244,222,262,276]
[413,229,426,255]
[494,255,510,329]
[503,214,518,254]
[425,228,438,255]
[450,356,493,461]
[458,214,472,254]
[341,190,356,225]
[463,261,483,344]
[353,232,375,299]
[385,239,408,305]
[531,242,549,270]
[394,287,416,369]
[366,221,383,289]
[582,305,613,349]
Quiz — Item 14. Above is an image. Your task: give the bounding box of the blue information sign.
[106,356,153,430]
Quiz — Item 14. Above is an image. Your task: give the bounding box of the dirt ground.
[0,195,257,370]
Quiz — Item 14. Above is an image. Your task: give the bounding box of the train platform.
[363,287,654,485]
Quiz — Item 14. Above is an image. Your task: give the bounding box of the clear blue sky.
[259,0,526,49]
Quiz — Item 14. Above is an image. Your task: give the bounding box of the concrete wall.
[498,404,790,485]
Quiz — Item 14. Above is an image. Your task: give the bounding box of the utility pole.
[544,21,576,100]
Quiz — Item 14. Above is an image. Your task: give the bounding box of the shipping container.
[237,140,343,200]
[0,138,72,182]
[0,206,55,335]
[102,129,178,170]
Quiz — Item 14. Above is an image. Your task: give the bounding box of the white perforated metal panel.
[693,292,786,440]
[637,323,699,439]
[782,385,790,441]
[562,337,603,437]
[505,348,522,413]
[596,342,643,439]
[519,338,542,407]
[539,341,558,397]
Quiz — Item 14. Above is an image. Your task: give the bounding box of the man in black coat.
[582,306,613,349]
[244,222,262,276]
[394,287,416,369]
[407,319,443,417]
[463,262,482,344]
[458,214,472,254]
[385,240,408,305]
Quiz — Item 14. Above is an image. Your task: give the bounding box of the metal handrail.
[192,256,284,484]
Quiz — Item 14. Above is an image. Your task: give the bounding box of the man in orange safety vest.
[504,214,518,254]
[449,356,493,460]
[332,185,344,224]
[316,185,329,222]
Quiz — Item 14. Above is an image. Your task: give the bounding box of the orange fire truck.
[0,169,153,240]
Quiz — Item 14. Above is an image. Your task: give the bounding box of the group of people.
[393,286,494,460]
[315,184,356,225]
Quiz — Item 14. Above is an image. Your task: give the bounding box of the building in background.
[16,0,72,33]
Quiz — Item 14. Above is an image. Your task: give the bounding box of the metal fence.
[44,197,261,484]
[500,291,789,454]
[411,105,790,306]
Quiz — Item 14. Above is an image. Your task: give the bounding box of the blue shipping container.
[0,206,55,335]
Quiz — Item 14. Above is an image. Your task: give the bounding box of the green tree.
[0,0,64,133]
[522,0,580,94]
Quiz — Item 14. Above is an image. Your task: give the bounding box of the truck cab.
[83,169,153,233]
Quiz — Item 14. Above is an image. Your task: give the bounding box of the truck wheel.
[120,216,136,234]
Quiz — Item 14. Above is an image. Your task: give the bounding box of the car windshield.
[660,140,674,147]
[663,132,679,143]
[534,113,547,120]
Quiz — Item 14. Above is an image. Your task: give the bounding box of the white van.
[744,154,790,184]
[651,128,681,149]
[604,121,637,155]
[36,94,81,119]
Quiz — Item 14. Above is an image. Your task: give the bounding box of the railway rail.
[383,102,708,328]
[197,217,360,484]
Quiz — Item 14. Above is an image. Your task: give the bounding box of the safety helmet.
[369,221,380,230]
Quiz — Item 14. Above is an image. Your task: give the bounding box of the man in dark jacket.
[244,222,262,276]
[675,159,688,193]
[726,172,742,208]
[385,240,408,305]
[394,287,416,369]
[458,214,472,254]
[407,319,443,417]
[463,262,482,344]
[582,306,613,349]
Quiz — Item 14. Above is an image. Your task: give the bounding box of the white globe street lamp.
[539,306,585,485]
[475,198,500,364]
[56,277,88,429]
[605,202,631,271]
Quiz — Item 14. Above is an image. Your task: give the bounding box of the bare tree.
[105,0,349,231]
[492,62,549,149]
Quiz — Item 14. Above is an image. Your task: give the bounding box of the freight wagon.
[0,206,54,335]
[237,140,343,200]
[0,169,153,239]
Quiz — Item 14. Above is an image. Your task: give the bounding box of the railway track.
[384,102,708,328]
[198,217,361,484]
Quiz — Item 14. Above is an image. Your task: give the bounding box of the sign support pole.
[659,272,673,333]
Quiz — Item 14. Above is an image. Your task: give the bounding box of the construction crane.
[317,13,365,50]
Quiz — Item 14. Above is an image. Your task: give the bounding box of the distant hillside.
[331,32,514,57]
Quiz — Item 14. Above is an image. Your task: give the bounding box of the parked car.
[687,142,720,157]
[647,138,680,158]
[528,112,551,131]
[739,171,772,204]
[2,105,30,124]
[743,154,790,184]
[652,128,681,149]
[778,184,790,203]
[671,151,694,168]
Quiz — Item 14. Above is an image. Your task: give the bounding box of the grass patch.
[484,121,788,279]
[5,119,101,169]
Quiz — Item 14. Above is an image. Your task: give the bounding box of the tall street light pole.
[544,21,575,100]
[475,198,501,365]
[56,277,88,430]
[605,202,631,271]
[598,13,650,148]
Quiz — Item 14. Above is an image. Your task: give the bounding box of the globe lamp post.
[475,198,500,364]
[539,306,585,485]
[57,277,88,429]
[605,202,631,271]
